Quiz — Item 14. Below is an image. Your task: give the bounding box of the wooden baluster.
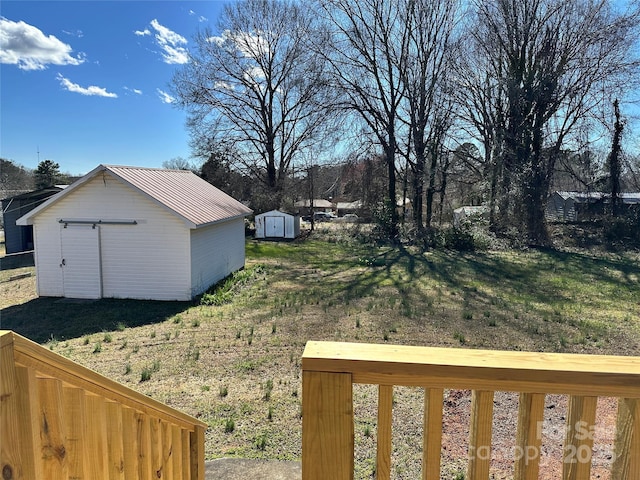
[63,387,86,479]
[161,420,174,479]
[302,371,354,480]
[84,393,109,479]
[514,392,545,480]
[2,358,40,480]
[422,388,443,480]
[171,425,183,480]
[14,366,42,480]
[150,417,163,478]
[37,377,69,480]
[181,428,191,479]
[121,406,139,479]
[612,398,640,480]
[562,395,597,480]
[106,401,125,479]
[137,412,153,479]
[377,384,393,480]
[467,390,494,480]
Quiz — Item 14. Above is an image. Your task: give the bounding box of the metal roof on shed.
[17,164,252,228]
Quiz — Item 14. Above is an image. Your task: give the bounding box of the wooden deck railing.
[302,341,640,480]
[0,330,207,480]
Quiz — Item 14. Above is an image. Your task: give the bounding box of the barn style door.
[265,216,285,237]
[60,225,102,299]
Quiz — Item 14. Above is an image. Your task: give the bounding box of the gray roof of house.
[17,164,252,228]
[555,191,640,204]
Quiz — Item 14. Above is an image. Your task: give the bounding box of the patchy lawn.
[2,230,639,478]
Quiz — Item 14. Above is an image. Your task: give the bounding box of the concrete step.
[205,458,301,480]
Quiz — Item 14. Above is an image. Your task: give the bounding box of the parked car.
[313,212,335,222]
[342,213,359,222]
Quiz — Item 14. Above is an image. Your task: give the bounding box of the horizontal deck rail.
[1,330,207,480]
[301,341,640,480]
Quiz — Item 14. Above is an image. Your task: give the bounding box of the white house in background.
[17,165,252,301]
[255,210,300,239]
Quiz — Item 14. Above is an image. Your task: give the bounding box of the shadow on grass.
[311,241,639,323]
[1,297,192,344]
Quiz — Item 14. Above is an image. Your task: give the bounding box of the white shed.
[16,165,252,301]
[254,210,300,239]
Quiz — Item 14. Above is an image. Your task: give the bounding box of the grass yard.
[1,228,639,477]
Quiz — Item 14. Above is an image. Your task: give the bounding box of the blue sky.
[1,1,229,175]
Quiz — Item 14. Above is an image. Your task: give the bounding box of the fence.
[0,330,207,480]
[301,340,640,480]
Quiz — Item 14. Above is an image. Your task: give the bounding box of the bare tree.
[608,99,624,216]
[162,156,196,172]
[319,0,411,239]
[463,0,640,243]
[400,0,459,230]
[172,0,335,209]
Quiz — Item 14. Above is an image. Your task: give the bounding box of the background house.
[293,199,335,217]
[546,191,640,222]
[17,165,252,301]
[2,186,64,254]
[255,210,300,239]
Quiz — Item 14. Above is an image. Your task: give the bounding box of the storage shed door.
[265,216,285,237]
[60,225,102,299]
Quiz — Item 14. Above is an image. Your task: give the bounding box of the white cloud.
[188,9,207,22]
[0,17,85,70]
[124,86,143,95]
[157,88,175,104]
[134,28,151,37]
[62,29,84,38]
[57,74,117,98]
[209,29,268,59]
[149,19,188,64]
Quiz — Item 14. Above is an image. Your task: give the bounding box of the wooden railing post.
[190,424,206,480]
[612,398,640,480]
[302,371,354,480]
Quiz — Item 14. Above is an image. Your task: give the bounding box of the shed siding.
[32,175,192,300]
[190,219,246,297]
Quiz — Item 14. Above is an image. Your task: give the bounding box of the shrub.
[140,367,152,382]
[224,418,235,433]
[255,433,267,451]
[201,265,265,306]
